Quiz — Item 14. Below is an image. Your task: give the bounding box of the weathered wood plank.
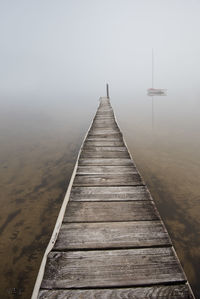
[95,112,114,115]
[95,115,114,119]
[86,138,124,143]
[97,107,112,110]
[96,108,113,111]
[73,173,142,186]
[70,186,152,201]
[95,108,113,111]
[41,247,186,289]
[87,133,122,139]
[63,201,159,222]
[91,125,119,130]
[86,137,124,142]
[84,140,124,147]
[91,122,118,126]
[90,122,118,127]
[93,118,116,122]
[97,108,112,110]
[82,146,127,152]
[91,125,118,130]
[78,158,134,166]
[88,130,121,136]
[54,221,171,250]
[80,151,130,158]
[92,119,116,123]
[39,284,193,299]
[76,165,137,174]
[90,123,118,127]
[92,119,117,123]
[93,118,115,121]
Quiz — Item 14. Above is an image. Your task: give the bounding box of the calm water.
[0,93,200,298]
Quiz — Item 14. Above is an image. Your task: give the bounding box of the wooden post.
[106,83,110,99]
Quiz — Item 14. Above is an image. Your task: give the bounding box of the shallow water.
[0,94,200,298]
[0,97,95,298]
[114,91,200,298]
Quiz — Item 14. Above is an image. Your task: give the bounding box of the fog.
[1,0,200,101]
[1,0,200,137]
[1,1,200,298]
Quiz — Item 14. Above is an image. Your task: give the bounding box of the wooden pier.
[33,97,194,298]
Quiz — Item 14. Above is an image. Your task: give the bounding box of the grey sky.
[1,0,200,100]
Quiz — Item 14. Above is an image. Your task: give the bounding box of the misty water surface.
[0,91,200,298]
[1,1,200,298]
[0,96,95,298]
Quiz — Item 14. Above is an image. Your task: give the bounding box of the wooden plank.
[93,118,116,121]
[87,133,122,139]
[92,122,117,125]
[98,108,112,110]
[80,151,130,158]
[73,173,142,186]
[93,118,115,121]
[93,113,114,116]
[96,107,113,111]
[91,127,119,131]
[97,108,112,111]
[86,137,124,142]
[92,119,116,123]
[54,221,171,250]
[95,108,113,111]
[92,118,116,122]
[95,114,114,118]
[39,284,193,299]
[94,112,114,118]
[86,137,122,140]
[90,126,119,130]
[90,125,118,129]
[88,130,120,136]
[70,186,152,201]
[40,247,186,289]
[96,107,112,110]
[82,146,127,152]
[84,140,124,147]
[91,125,119,129]
[91,125,118,129]
[96,111,114,115]
[63,201,159,222]
[79,158,134,166]
[95,109,113,111]
[92,122,117,126]
[76,166,137,174]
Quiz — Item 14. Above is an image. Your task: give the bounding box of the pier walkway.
[35,97,194,298]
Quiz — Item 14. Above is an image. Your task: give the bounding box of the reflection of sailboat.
[147,49,167,129]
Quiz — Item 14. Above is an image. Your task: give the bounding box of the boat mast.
[152,49,154,129]
[152,48,154,89]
